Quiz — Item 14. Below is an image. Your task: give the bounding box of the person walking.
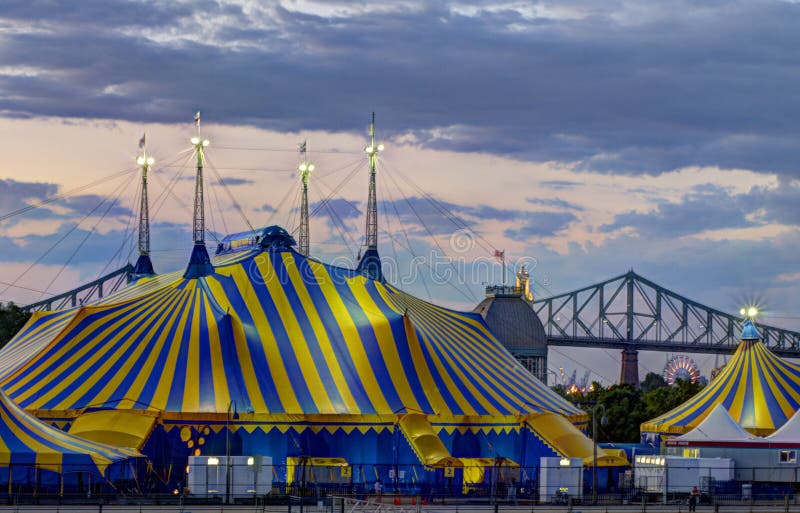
[689,485,700,512]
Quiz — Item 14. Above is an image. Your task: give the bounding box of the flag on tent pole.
[194,111,201,126]
[138,133,146,149]
[298,140,307,154]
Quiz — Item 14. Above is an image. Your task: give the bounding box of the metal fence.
[1,462,800,509]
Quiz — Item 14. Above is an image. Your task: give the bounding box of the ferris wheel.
[663,354,701,385]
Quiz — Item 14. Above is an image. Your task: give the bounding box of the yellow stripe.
[182,289,202,412]
[78,291,188,408]
[308,261,390,414]
[200,284,231,412]
[225,259,300,413]
[346,277,420,412]
[9,288,176,404]
[727,345,751,422]
[282,253,359,414]
[757,345,800,420]
[150,283,197,410]
[261,255,333,413]
[118,289,192,410]
[406,300,522,413]
[211,268,269,413]
[51,288,184,410]
[392,291,522,413]
[749,344,771,430]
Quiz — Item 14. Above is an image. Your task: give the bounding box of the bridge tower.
[133,135,155,276]
[297,141,314,257]
[356,113,384,280]
[620,274,640,386]
[184,112,214,278]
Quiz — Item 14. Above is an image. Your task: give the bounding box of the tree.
[643,378,705,420]
[552,377,706,443]
[640,372,668,393]
[0,302,31,349]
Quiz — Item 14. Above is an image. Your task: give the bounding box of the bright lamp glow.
[365,146,374,154]
[740,308,746,316]
[190,137,200,145]
[308,164,315,172]
[137,156,145,165]
[202,139,210,147]
[559,458,570,467]
[147,157,155,165]
[299,163,307,172]
[377,144,385,151]
[207,457,219,466]
[748,307,758,317]
[247,457,255,466]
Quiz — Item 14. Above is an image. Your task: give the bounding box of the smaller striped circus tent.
[642,320,800,443]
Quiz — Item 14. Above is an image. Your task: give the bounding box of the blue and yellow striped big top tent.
[0,227,602,491]
[642,320,800,443]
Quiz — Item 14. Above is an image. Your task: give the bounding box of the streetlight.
[740,306,758,319]
[592,403,608,504]
[225,400,238,504]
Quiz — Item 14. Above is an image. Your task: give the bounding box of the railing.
[485,285,523,297]
[23,264,133,312]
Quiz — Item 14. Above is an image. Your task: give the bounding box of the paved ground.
[2,504,800,513]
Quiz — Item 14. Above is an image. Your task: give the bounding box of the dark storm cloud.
[504,212,578,239]
[0,179,134,223]
[216,177,254,186]
[3,1,800,175]
[527,197,584,211]
[0,178,57,213]
[539,180,582,190]
[600,187,755,237]
[376,196,578,237]
[60,194,134,218]
[601,182,800,237]
[311,198,361,220]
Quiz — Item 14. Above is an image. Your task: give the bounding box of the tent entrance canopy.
[460,457,520,487]
[68,410,158,450]
[398,414,462,469]
[286,457,350,484]
[526,413,629,467]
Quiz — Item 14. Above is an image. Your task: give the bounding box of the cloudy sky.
[1,0,799,384]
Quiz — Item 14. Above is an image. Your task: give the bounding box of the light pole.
[592,403,608,504]
[225,400,237,504]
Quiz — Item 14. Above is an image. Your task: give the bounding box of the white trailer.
[539,457,583,503]
[187,455,273,502]
[634,455,733,496]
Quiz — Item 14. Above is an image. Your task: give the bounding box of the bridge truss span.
[533,271,800,357]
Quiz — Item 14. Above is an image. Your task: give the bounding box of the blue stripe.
[106,289,186,409]
[66,288,183,409]
[165,289,196,411]
[197,293,218,411]
[138,289,193,408]
[366,284,432,413]
[329,274,404,413]
[294,256,375,414]
[272,254,346,413]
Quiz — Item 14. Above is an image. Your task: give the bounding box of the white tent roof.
[674,404,755,442]
[766,408,800,442]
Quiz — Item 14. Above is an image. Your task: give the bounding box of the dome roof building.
[474,267,548,382]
